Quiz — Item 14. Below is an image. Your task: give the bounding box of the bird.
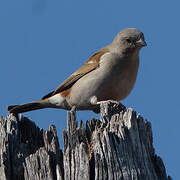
[7,28,146,114]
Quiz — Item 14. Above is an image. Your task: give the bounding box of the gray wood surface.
[0,102,171,180]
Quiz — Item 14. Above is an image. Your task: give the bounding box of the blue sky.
[0,0,179,179]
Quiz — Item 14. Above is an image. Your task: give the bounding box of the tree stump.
[0,102,172,180]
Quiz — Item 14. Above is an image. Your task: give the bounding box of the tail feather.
[7,100,49,114]
[7,105,18,111]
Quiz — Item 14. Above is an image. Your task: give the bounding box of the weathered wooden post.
[0,102,171,180]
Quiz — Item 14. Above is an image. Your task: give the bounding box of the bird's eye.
[126,38,131,43]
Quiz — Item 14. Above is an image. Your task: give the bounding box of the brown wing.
[42,48,109,99]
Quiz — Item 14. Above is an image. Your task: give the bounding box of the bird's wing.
[42,48,109,99]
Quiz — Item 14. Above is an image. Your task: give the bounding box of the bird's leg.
[90,96,98,105]
[89,96,100,113]
[19,113,23,121]
[70,105,77,113]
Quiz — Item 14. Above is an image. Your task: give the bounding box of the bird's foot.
[90,97,126,113]
[97,100,119,105]
[97,100,126,111]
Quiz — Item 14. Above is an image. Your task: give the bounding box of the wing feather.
[42,48,109,99]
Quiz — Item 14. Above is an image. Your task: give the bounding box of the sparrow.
[7,28,146,114]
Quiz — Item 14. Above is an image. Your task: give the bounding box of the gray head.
[112,28,146,53]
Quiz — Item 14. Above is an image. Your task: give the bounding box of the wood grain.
[0,102,171,180]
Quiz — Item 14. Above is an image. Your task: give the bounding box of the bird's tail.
[7,99,50,114]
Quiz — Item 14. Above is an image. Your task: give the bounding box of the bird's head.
[112,28,147,54]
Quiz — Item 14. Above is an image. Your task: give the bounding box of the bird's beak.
[136,38,147,47]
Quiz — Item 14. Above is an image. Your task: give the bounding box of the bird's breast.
[68,55,139,108]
